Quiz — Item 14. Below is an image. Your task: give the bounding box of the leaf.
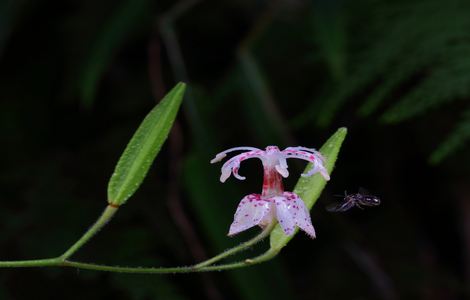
[0,0,29,57]
[238,51,290,145]
[429,109,470,164]
[269,127,347,250]
[79,0,151,107]
[311,0,347,81]
[107,82,186,205]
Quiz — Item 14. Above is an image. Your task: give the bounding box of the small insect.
[326,188,381,212]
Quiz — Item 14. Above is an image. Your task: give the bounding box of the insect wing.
[326,200,355,212]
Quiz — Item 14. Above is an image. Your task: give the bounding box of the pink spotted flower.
[210,146,330,238]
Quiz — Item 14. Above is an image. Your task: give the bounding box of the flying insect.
[326,188,381,212]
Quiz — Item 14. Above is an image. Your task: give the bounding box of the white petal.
[210,153,226,163]
[228,194,273,236]
[274,192,316,238]
[218,150,264,182]
[232,166,246,180]
[220,167,231,182]
[302,163,330,181]
[319,167,330,181]
[272,196,296,236]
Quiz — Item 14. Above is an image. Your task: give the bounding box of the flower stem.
[59,247,280,273]
[198,248,280,271]
[193,221,276,268]
[0,207,279,273]
[59,205,118,260]
[0,258,60,268]
[61,260,199,273]
[0,248,279,273]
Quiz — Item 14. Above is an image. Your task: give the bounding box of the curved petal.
[282,149,329,181]
[219,150,264,182]
[210,147,261,163]
[228,194,273,236]
[273,192,316,238]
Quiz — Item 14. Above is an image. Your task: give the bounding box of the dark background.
[0,0,469,299]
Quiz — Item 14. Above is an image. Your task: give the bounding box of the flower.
[210,146,330,238]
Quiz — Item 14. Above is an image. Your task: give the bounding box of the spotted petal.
[228,194,273,236]
[273,192,316,238]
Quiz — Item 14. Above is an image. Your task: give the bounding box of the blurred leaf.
[0,0,28,57]
[381,45,470,123]
[430,109,470,164]
[270,127,347,250]
[79,0,151,107]
[107,82,186,205]
[311,0,347,81]
[237,51,290,145]
[311,0,470,163]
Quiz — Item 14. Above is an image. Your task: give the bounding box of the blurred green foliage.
[0,0,468,299]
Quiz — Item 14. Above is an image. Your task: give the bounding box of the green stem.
[0,248,279,273]
[0,207,280,273]
[0,246,280,273]
[0,258,59,268]
[194,221,276,268]
[61,260,198,274]
[59,248,280,273]
[60,205,118,260]
[199,248,280,271]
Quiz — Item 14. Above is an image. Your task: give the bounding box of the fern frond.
[325,0,469,121]
[382,44,470,123]
[430,109,470,164]
[310,0,470,163]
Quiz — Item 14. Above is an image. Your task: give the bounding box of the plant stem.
[0,207,280,273]
[61,260,198,273]
[0,247,279,273]
[60,205,118,260]
[58,247,280,273]
[193,221,276,268]
[0,243,280,274]
[199,248,280,271]
[0,258,59,268]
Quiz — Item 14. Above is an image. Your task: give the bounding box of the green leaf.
[107,82,186,205]
[269,127,347,250]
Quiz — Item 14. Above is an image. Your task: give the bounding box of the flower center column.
[261,166,284,198]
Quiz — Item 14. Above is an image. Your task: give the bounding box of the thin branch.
[59,205,119,260]
[0,258,60,268]
[0,225,278,273]
[194,221,276,268]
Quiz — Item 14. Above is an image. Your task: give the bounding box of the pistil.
[261,166,284,198]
